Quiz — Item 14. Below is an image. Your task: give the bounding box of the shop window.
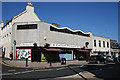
[99,40,101,47]
[17,24,37,30]
[103,41,105,47]
[94,40,96,47]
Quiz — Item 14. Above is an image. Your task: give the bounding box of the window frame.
[17,24,37,30]
[94,40,96,47]
[99,40,101,47]
[103,41,105,47]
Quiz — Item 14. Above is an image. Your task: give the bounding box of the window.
[103,41,105,47]
[50,26,90,37]
[99,40,101,47]
[17,24,37,30]
[94,40,96,47]
[107,42,109,48]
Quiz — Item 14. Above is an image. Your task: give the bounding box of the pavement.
[1,57,88,69]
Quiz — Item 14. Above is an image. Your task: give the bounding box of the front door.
[31,48,41,62]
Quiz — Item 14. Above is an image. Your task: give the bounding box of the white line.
[14,72,21,75]
[35,69,52,72]
[56,67,66,70]
[8,70,16,72]
[54,71,88,79]
[1,73,13,75]
[80,65,84,67]
[21,70,34,74]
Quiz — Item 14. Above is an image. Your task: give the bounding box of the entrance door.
[31,48,41,62]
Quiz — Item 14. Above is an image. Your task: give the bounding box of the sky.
[2,2,118,42]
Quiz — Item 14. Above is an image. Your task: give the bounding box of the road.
[1,60,120,80]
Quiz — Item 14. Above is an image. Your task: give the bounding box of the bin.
[61,58,66,65]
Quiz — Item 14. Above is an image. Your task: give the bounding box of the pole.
[26,58,28,67]
[14,44,15,60]
[50,59,52,66]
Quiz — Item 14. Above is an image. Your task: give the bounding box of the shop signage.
[111,49,119,52]
[50,43,81,48]
[20,43,34,46]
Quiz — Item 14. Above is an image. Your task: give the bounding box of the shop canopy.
[43,48,63,51]
[76,48,90,52]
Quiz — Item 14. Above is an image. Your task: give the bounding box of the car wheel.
[97,61,100,64]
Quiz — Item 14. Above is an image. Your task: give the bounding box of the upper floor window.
[17,24,37,30]
[99,40,101,47]
[107,42,109,48]
[94,40,96,47]
[103,41,105,47]
[50,26,90,37]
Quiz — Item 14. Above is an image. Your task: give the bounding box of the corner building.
[0,3,93,62]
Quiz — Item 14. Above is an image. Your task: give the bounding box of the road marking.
[35,69,52,72]
[21,70,34,74]
[8,70,16,72]
[56,67,66,70]
[80,65,84,67]
[1,73,13,75]
[14,72,21,75]
[0,61,13,67]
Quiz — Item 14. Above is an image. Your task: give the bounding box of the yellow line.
[0,61,45,69]
[0,61,13,67]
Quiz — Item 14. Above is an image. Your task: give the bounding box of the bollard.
[26,58,28,67]
[50,59,52,66]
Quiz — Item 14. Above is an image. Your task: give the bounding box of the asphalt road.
[1,60,120,80]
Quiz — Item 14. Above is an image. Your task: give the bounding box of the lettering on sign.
[51,43,81,48]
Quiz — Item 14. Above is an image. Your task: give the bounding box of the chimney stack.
[6,20,9,24]
[0,20,4,29]
[26,2,34,12]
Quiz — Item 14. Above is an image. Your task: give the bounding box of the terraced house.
[0,3,113,62]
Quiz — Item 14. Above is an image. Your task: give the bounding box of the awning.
[43,48,63,51]
[76,49,90,52]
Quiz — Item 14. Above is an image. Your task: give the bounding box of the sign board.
[50,43,81,48]
[20,43,34,47]
[16,49,31,60]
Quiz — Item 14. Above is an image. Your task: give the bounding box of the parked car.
[89,55,107,64]
[106,56,114,62]
[117,56,120,63]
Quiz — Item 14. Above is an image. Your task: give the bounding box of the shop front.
[92,51,109,58]
[111,49,119,57]
[16,47,42,62]
[74,49,91,61]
